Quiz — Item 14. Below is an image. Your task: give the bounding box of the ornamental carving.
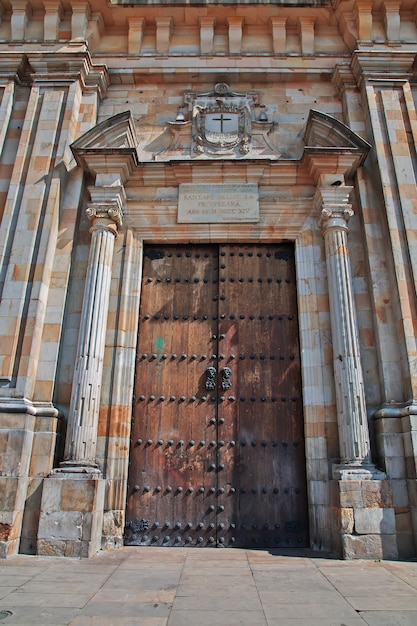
[190,83,253,157]
[161,82,279,160]
[86,203,123,229]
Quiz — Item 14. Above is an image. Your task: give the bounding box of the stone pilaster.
[60,187,124,473]
[317,186,373,474]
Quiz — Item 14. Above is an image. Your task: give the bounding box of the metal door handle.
[221,367,232,390]
[205,366,217,389]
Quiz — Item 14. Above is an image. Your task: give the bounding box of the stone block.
[37,476,105,558]
[384,455,407,479]
[361,480,393,507]
[396,532,416,559]
[377,432,405,459]
[391,479,410,507]
[375,416,402,435]
[61,479,97,513]
[309,480,330,505]
[39,511,83,541]
[342,533,398,560]
[354,507,396,534]
[37,538,67,556]
[340,507,354,533]
[395,509,412,533]
[405,456,417,477]
[337,480,362,507]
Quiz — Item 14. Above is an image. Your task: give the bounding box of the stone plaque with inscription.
[178,183,259,223]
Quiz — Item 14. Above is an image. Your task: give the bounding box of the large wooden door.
[125,244,308,548]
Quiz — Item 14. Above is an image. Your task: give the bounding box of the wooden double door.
[125,243,308,548]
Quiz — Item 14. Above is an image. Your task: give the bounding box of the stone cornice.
[0,48,109,97]
[351,50,417,86]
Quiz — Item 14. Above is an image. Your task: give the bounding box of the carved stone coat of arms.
[188,83,254,158]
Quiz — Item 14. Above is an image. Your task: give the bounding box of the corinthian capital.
[86,203,123,229]
[87,184,126,233]
[314,185,354,232]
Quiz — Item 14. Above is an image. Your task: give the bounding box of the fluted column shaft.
[62,187,125,470]
[317,186,372,468]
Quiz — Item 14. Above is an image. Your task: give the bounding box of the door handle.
[205,366,217,389]
[221,367,232,390]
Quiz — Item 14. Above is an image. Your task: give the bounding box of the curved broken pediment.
[304,109,371,153]
[71,111,140,182]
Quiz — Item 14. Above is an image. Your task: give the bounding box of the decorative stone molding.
[156,17,173,55]
[270,17,287,54]
[228,17,244,54]
[86,186,125,231]
[43,2,63,41]
[199,17,215,55]
[128,17,145,55]
[10,1,31,41]
[297,17,315,55]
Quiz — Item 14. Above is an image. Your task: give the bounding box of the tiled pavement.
[0,548,417,625]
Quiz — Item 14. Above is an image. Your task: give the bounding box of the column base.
[37,474,105,558]
[51,460,102,477]
[331,474,398,560]
[332,463,386,480]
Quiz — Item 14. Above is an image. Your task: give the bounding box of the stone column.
[60,186,125,473]
[38,185,124,557]
[316,185,374,475]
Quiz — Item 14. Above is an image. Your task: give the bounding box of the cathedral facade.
[1,0,417,559]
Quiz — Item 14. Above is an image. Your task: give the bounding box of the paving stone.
[1,549,417,626]
[267,616,366,626]
[70,618,168,626]
[262,601,363,620]
[358,611,417,625]
[15,581,104,594]
[0,607,81,625]
[91,588,176,603]
[78,601,172,618]
[347,596,417,611]
[258,590,358,605]
[167,610,268,626]
[173,592,262,612]
[3,592,92,608]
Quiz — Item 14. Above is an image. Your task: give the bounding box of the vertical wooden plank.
[126,245,218,546]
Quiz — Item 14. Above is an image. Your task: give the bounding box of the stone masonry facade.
[0,0,417,559]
